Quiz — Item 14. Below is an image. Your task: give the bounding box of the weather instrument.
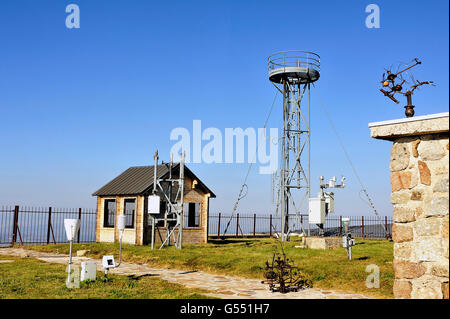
[308,176,345,236]
[102,214,126,276]
[379,58,435,117]
[341,217,355,260]
[64,219,80,287]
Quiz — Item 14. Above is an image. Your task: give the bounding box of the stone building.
[92,163,215,246]
[369,112,449,299]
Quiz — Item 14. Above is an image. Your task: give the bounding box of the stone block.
[431,263,449,278]
[391,191,410,204]
[415,236,442,262]
[414,207,424,219]
[394,242,412,260]
[393,280,412,299]
[417,139,446,161]
[304,237,341,250]
[393,260,426,279]
[428,159,449,176]
[414,218,440,236]
[393,206,416,223]
[76,250,90,257]
[433,176,449,193]
[427,196,449,217]
[411,275,443,299]
[410,191,422,201]
[390,143,410,171]
[412,286,442,299]
[418,161,431,185]
[392,224,413,243]
[391,171,417,192]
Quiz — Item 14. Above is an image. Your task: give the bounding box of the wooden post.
[47,207,52,244]
[385,216,388,240]
[362,216,365,238]
[77,208,82,243]
[12,205,19,245]
[253,213,256,237]
[217,213,221,237]
[269,214,272,237]
[236,214,239,238]
[339,216,342,236]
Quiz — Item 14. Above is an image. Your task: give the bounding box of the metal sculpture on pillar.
[268,51,320,241]
[379,58,435,118]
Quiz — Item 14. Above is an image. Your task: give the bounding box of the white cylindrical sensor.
[117,215,126,231]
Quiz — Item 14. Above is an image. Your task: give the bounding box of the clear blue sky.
[0,0,448,217]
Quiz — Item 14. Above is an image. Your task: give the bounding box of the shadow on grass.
[355,256,370,260]
[208,239,254,245]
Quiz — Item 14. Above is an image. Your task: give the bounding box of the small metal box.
[148,195,161,215]
[80,261,97,281]
[308,198,326,224]
[102,255,116,269]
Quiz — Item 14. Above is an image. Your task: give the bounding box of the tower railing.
[268,51,320,73]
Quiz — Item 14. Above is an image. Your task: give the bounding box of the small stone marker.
[76,250,90,257]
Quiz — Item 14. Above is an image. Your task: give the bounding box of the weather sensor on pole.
[309,176,345,236]
[268,51,320,241]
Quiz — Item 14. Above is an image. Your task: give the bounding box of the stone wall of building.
[370,112,449,299]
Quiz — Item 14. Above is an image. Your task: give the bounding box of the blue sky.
[0,0,448,217]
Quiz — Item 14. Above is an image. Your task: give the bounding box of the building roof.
[92,163,216,198]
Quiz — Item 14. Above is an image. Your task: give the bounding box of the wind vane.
[379,58,435,117]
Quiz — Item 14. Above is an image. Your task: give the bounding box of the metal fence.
[0,205,393,247]
[0,205,97,246]
[208,213,392,240]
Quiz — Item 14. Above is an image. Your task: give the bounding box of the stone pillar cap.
[369,112,449,141]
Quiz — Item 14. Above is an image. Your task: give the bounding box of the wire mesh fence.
[0,205,97,246]
[208,213,392,240]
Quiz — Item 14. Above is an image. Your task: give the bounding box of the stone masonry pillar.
[369,112,449,299]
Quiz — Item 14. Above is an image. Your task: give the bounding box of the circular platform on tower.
[268,51,320,84]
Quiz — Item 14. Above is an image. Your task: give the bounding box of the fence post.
[385,216,388,240]
[269,214,272,237]
[362,216,365,238]
[236,214,239,238]
[253,213,256,237]
[77,208,82,243]
[47,207,52,244]
[12,205,19,245]
[217,213,221,237]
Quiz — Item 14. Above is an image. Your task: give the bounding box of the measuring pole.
[178,151,185,249]
[151,150,159,250]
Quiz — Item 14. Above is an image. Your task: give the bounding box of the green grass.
[24,237,394,298]
[0,255,212,299]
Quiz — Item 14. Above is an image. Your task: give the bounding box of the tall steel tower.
[268,51,320,241]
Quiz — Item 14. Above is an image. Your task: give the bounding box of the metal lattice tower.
[268,51,320,241]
